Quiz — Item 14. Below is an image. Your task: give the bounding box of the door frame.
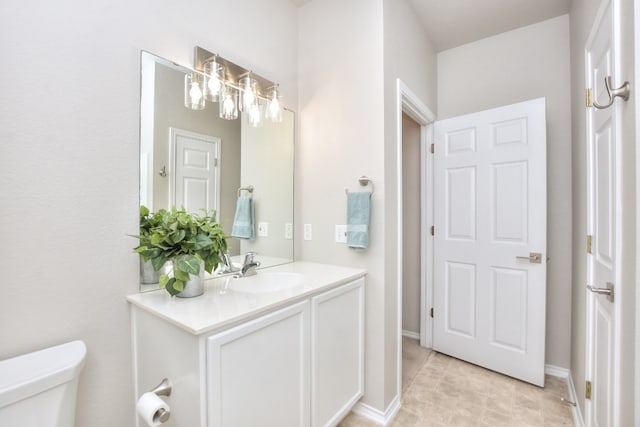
[395,79,435,397]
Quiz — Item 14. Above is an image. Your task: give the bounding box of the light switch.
[335,225,347,243]
[258,222,269,237]
[304,224,312,241]
[285,223,293,240]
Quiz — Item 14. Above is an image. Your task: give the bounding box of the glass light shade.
[239,76,259,112]
[247,101,264,128]
[219,86,238,120]
[184,73,205,110]
[265,86,283,123]
[203,60,225,102]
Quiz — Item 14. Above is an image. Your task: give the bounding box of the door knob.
[516,252,542,264]
[587,282,614,302]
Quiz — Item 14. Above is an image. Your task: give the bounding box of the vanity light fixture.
[184,73,205,110]
[188,46,284,123]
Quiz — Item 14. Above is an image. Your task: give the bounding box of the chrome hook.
[592,76,630,109]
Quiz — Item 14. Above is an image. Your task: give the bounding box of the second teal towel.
[231,196,255,239]
[347,191,371,249]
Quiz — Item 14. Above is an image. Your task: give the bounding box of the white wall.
[0,1,297,426]
[437,15,573,369]
[383,0,438,408]
[297,0,388,411]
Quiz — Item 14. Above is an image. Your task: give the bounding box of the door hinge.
[430,307,434,318]
[586,88,593,107]
[586,380,592,399]
[587,235,593,254]
[431,225,435,236]
[214,158,218,167]
[430,143,434,154]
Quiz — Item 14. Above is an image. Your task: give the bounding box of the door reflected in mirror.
[139,51,294,291]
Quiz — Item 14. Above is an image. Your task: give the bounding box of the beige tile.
[390,408,420,427]
[480,409,513,427]
[341,347,574,427]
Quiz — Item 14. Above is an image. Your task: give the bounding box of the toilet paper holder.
[149,378,172,423]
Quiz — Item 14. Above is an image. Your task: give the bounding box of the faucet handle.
[244,252,258,264]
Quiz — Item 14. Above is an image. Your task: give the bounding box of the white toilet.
[0,340,87,427]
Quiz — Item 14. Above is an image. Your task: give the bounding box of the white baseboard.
[402,330,420,340]
[351,395,401,426]
[545,364,584,427]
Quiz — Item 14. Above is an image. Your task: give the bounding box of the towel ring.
[237,185,254,197]
[345,176,374,195]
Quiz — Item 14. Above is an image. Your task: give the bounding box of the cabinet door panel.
[207,301,310,427]
[311,279,365,427]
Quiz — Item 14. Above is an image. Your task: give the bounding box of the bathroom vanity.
[128,262,365,427]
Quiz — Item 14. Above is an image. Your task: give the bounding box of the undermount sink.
[230,272,305,293]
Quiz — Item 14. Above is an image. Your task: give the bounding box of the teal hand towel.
[347,191,372,249]
[231,196,255,239]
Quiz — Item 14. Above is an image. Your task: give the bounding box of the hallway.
[340,338,574,426]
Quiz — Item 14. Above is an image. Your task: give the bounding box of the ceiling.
[407,0,572,51]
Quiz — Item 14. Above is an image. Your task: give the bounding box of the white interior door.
[433,98,547,386]
[585,0,619,424]
[170,128,220,214]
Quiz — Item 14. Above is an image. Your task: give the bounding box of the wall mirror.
[139,51,294,291]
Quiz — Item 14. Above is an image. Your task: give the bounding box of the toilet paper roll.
[136,392,170,427]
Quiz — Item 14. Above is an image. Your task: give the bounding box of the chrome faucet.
[238,252,260,277]
[216,253,239,274]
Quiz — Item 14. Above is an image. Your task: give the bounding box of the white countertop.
[127,261,366,335]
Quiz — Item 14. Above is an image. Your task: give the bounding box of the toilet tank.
[0,340,87,427]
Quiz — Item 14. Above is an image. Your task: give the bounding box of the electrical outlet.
[258,222,269,237]
[304,224,312,241]
[285,222,293,240]
[335,225,347,243]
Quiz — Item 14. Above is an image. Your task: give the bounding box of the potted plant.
[134,206,228,297]
[137,205,166,284]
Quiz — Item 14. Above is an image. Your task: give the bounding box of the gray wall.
[437,15,573,369]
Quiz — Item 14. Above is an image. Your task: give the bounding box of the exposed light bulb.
[266,86,282,122]
[248,102,262,127]
[223,94,234,115]
[207,78,221,96]
[268,96,280,117]
[189,82,203,102]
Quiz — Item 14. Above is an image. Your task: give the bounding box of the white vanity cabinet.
[207,301,310,427]
[129,262,365,427]
[311,278,364,427]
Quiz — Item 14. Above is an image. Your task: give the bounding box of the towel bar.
[237,185,254,197]
[345,176,374,195]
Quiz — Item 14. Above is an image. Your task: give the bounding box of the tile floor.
[339,338,574,427]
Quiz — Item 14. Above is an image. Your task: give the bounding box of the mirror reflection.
[139,51,294,291]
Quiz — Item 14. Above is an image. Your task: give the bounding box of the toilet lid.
[0,340,86,408]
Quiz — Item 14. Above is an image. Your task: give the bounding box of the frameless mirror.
[139,51,294,291]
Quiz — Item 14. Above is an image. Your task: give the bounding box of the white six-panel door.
[170,127,220,214]
[433,98,547,386]
[585,0,618,424]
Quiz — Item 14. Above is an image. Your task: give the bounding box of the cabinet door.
[207,301,310,427]
[311,279,365,427]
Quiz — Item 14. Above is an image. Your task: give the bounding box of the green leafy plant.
[134,206,228,296]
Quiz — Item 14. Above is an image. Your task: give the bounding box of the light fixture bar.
[194,46,277,100]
